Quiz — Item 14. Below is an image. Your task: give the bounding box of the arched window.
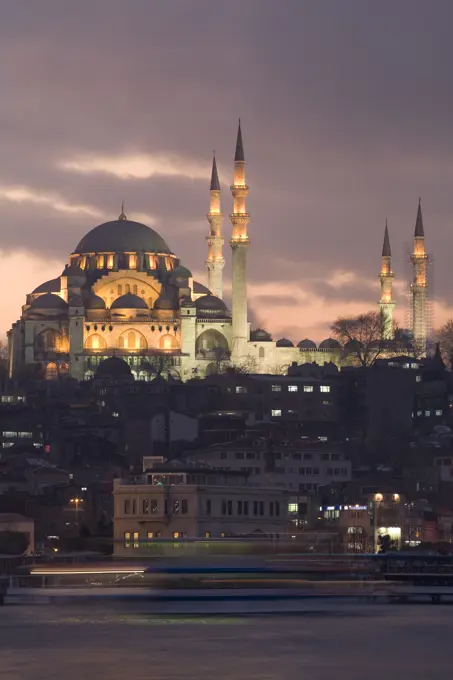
[259,347,265,359]
[158,334,179,351]
[118,284,123,296]
[128,331,136,349]
[85,334,107,350]
[125,284,130,294]
[118,336,125,349]
[140,335,147,349]
[36,329,58,351]
[133,284,138,295]
[45,362,58,380]
[195,329,229,356]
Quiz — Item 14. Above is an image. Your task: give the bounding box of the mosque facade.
[7,124,429,381]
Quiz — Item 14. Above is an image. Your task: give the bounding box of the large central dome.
[73,217,172,255]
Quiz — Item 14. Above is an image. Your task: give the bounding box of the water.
[0,601,450,679]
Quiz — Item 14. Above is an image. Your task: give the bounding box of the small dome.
[62,263,85,278]
[110,293,148,310]
[276,338,294,347]
[298,338,317,349]
[29,293,68,310]
[32,277,61,294]
[172,265,192,279]
[319,338,341,349]
[95,357,132,378]
[195,295,228,317]
[250,328,272,342]
[84,293,106,310]
[344,339,363,353]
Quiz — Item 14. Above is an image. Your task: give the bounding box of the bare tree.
[437,319,453,364]
[331,311,386,368]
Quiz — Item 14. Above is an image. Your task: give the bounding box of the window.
[259,347,265,358]
[124,499,130,514]
[205,532,211,538]
[117,284,122,295]
[303,386,313,393]
[206,499,211,515]
[221,500,227,515]
[107,254,114,269]
[150,499,158,513]
[147,532,154,539]
[272,384,282,392]
[133,531,139,548]
[237,500,243,515]
[425,410,431,417]
[275,502,280,516]
[220,452,227,460]
[124,531,131,547]
[244,501,249,516]
[303,453,313,460]
[181,499,188,514]
[288,503,298,513]
[235,452,245,459]
[142,499,150,514]
[236,386,247,394]
[173,531,186,539]
[246,452,255,460]
[436,409,443,416]
[173,500,180,514]
[259,501,264,516]
[416,375,421,382]
[270,501,274,516]
[132,499,136,514]
[271,409,282,417]
[320,385,330,393]
[227,500,233,515]
[288,385,298,392]
[253,501,258,516]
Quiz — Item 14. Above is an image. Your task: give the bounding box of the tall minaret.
[230,120,250,358]
[379,220,395,339]
[205,154,224,298]
[410,199,428,354]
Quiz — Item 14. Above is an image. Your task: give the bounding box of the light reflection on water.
[1,603,453,680]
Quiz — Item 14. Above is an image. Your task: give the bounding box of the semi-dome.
[276,338,294,347]
[298,338,317,349]
[29,293,68,310]
[154,287,178,310]
[62,263,85,278]
[195,295,228,317]
[193,281,211,295]
[250,328,272,342]
[110,293,148,310]
[319,338,341,349]
[73,217,172,255]
[95,357,132,378]
[32,277,61,294]
[84,293,106,310]
[172,265,192,278]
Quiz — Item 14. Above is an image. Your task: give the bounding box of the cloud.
[0,249,63,340]
[0,185,103,218]
[59,151,211,182]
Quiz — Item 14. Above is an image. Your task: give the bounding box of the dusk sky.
[2,0,453,342]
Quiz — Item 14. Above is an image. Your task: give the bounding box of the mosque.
[7,123,429,381]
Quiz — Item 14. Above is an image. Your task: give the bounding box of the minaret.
[205,154,225,298]
[379,220,395,339]
[230,119,250,358]
[410,199,428,354]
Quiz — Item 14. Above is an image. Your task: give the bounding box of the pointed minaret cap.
[118,200,127,221]
[382,219,391,257]
[415,197,424,237]
[234,118,245,162]
[210,153,220,191]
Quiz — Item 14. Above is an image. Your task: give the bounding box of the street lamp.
[70,497,83,529]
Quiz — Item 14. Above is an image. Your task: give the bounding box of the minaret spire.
[205,153,224,298]
[411,198,428,355]
[230,119,250,359]
[379,219,395,339]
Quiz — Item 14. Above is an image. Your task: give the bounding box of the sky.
[2,0,453,343]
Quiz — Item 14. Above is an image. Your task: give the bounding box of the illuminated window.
[129,254,137,269]
[288,503,298,513]
[128,331,136,349]
[236,386,247,394]
[320,385,330,393]
[133,284,138,295]
[288,385,298,392]
[97,255,105,268]
[271,409,282,417]
[303,386,313,393]
[425,410,431,417]
[205,532,211,538]
[133,531,139,548]
[147,532,154,539]
[107,254,114,269]
[416,375,421,382]
[124,531,131,548]
[436,409,443,416]
[125,284,130,294]
[117,285,123,295]
[272,385,282,392]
